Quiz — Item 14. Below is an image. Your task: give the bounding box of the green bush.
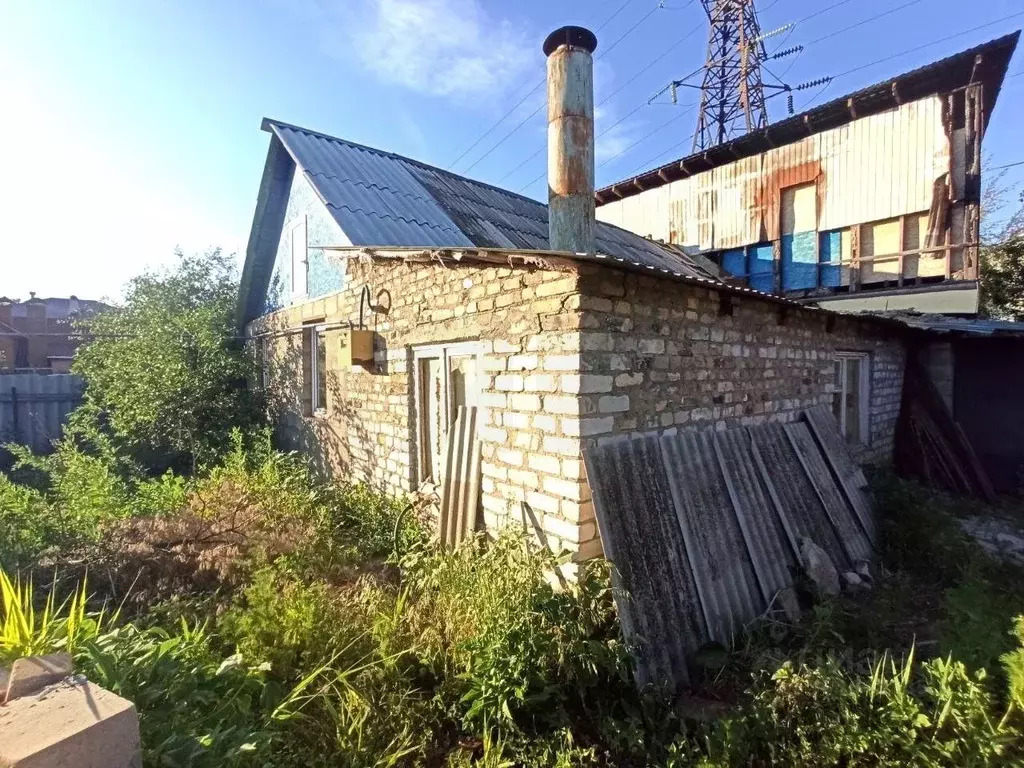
[400,534,632,734]
[701,652,1020,767]
[80,621,276,767]
[72,249,262,472]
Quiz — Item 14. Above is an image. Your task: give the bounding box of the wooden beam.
[658,169,670,183]
[847,97,858,119]
[633,178,646,192]
[891,82,902,105]
[610,185,624,199]
[679,159,690,174]
[897,215,906,288]
[803,114,814,136]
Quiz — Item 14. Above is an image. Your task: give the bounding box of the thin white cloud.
[594,104,638,165]
[336,0,535,102]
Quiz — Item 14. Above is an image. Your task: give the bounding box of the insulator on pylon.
[771,45,803,60]
[794,76,832,92]
[787,93,794,114]
[670,82,678,105]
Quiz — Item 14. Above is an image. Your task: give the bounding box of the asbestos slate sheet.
[586,415,876,691]
[583,433,706,690]
[661,430,763,645]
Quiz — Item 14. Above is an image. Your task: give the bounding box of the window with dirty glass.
[832,352,870,445]
[413,341,480,484]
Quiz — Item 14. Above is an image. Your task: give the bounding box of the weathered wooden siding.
[597,96,950,253]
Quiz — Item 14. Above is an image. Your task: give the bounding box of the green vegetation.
[4,250,1024,765]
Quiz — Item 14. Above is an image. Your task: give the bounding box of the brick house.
[0,295,107,372]
[239,27,914,559]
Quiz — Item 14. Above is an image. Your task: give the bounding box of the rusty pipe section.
[544,26,597,255]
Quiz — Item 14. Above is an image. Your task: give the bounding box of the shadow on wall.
[258,317,405,496]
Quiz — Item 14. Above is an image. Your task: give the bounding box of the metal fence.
[0,373,85,457]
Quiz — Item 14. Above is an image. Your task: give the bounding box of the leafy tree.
[72,249,262,472]
[980,234,1024,320]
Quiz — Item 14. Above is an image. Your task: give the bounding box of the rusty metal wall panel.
[661,430,763,645]
[584,434,705,690]
[819,97,948,231]
[711,154,763,249]
[668,175,702,249]
[601,96,949,256]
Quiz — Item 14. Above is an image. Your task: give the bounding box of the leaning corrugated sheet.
[584,411,873,690]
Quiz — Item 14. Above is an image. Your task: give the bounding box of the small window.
[290,216,308,297]
[413,341,481,483]
[832,352,870,445]
[306,324,327,414]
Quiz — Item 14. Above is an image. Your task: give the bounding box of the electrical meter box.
[339,329,375,365]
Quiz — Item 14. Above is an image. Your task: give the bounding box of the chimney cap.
[543,25,597,57]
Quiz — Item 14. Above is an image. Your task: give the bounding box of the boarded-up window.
[902,211,943,279]
[414,342,480,484]
[861,217,901,283]
[781,183,818,291]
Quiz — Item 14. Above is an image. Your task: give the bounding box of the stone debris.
[842,571,870,591]
[959,516,1024,567]
[800,537,840,597]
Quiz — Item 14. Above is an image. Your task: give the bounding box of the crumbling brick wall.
[247,256,598,558]
[248,256,907,561]
[574,265,907,466]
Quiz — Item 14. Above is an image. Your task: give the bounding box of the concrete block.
[3,654,73,705]
[0,677,141,768]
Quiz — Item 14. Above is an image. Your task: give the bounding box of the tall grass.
[0,569,108,662]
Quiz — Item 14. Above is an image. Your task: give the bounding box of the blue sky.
[2,0,1022,301]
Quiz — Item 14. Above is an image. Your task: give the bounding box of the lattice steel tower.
[692,0,769,151]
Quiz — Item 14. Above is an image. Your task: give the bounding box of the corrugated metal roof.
[584,411,874,691]
[871,312,1024,337]
[264,119,714,279]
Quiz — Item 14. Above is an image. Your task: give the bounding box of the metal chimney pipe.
[543,26,597,255]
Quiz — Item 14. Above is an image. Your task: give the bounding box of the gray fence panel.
[0,373,85,454]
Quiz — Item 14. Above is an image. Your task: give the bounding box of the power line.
[447,82,543,171]
[615,11,1024,184]
[598,1,671,61]
[446,0,639,171]
[461,1,668,177]
[989,160,1024,172]
[804,0,925,49]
